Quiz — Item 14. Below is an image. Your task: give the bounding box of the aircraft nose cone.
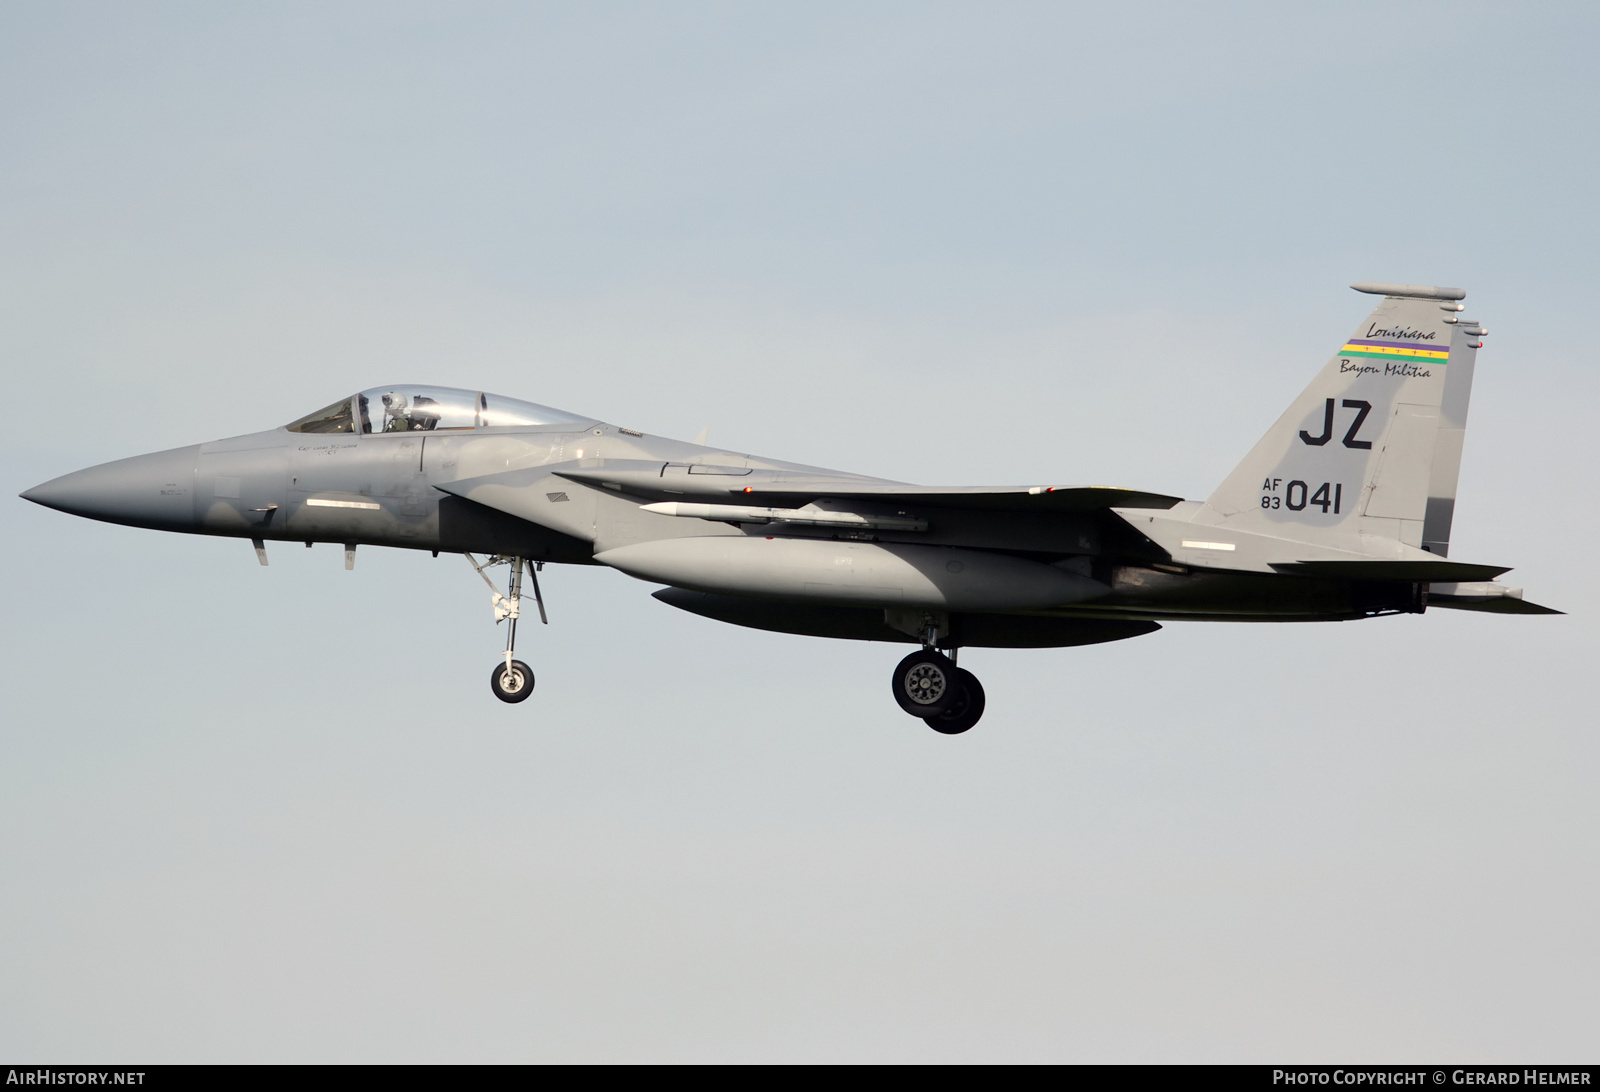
[21,444,201,531]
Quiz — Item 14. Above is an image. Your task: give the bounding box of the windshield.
[285,397,356,434]
[286,387,593,434]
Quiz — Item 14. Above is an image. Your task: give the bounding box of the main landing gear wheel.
[491,659,535,703]
[924,668,985,734]
[892,649,959,718]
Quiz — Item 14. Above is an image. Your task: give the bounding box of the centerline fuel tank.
[594,536,1108,611]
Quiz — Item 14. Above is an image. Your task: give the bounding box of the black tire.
[490,659,535,703]
[925,668,985,734]
[892,649,958,717]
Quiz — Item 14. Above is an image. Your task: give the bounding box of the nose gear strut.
[465,553,547,704]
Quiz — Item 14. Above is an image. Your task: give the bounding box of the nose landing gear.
[466,553,547,704]
[891,645,986,734]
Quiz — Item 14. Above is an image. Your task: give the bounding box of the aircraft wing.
[551,464,1183,512]
[728,482,1184,512]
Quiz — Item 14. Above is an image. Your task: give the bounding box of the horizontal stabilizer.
[1270,559,1510,581]
[1427,596,1563,615]
[1426,581,1562,615]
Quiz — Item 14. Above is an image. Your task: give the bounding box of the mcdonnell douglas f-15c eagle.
[21,282,1557,733]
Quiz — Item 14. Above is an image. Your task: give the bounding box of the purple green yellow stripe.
[1339,339,1450,361]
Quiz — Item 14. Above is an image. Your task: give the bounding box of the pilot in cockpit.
[377,390,442,432]
[381,391,410,432]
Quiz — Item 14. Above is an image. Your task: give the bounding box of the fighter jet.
[21,282,1556,733]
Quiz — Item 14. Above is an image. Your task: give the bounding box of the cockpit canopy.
[285,386,594,435]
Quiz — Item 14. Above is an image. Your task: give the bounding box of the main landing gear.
[466,554,547,704]
[891,647,986,734]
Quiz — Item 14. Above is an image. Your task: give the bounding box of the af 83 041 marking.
[1262,479,1344,514]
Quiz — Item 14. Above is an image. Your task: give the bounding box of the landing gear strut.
[890,645,986,734]
[466,553,546,704]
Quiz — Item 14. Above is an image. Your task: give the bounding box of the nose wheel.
[466,553,548,705]
[491,659,535,702]
[891,649,986,732]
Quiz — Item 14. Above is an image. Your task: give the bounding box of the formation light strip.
[306,497,381,510]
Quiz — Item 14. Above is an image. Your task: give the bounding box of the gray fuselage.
[22,393,1429,649]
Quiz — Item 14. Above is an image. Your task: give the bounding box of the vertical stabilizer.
[1420,320,1482,556]
[1197,283,1481,553]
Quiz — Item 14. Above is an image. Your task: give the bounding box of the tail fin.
[1199,282,1484,553]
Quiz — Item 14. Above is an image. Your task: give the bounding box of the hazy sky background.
[2,1,1596,1062]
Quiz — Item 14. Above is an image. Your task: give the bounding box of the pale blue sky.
[2,1,1596,1061]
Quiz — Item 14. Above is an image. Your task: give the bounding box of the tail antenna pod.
[1350,282,1466,301]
